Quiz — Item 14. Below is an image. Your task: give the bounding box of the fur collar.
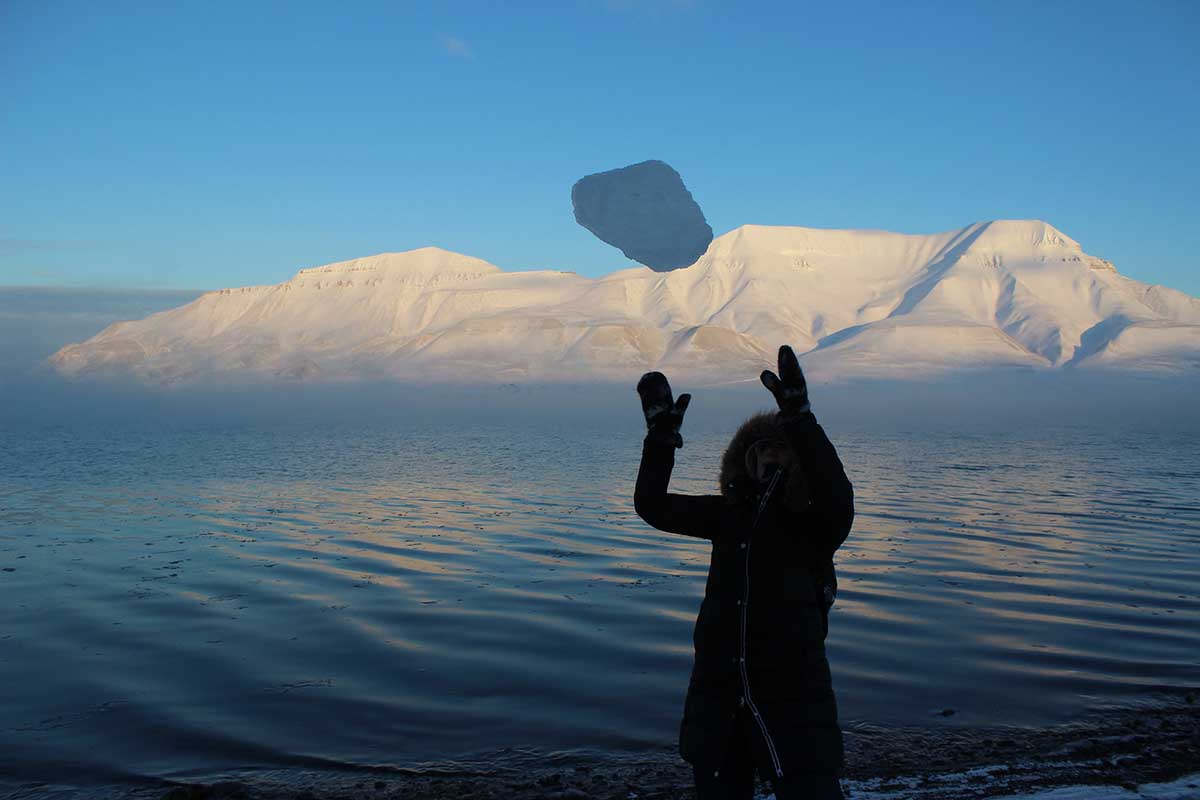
[719,410,810,512]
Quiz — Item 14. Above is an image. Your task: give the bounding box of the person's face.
[748,439,792,482]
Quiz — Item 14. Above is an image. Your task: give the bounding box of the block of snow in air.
[571,159,713,272]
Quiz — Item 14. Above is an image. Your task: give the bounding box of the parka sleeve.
[779,411,854,558]
[634,433,724,540]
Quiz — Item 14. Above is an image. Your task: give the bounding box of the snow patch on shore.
[829,771,1200,800]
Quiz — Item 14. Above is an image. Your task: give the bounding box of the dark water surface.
[2,406,1198,793]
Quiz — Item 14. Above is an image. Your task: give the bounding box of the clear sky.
[2,0,1197,295]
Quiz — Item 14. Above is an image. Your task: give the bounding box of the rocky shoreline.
[8,699,1189,800]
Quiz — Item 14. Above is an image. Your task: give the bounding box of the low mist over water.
[0,286,204,376]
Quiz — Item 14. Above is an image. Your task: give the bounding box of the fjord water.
[1,383,1198,793]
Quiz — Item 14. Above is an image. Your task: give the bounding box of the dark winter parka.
[634,409,854,779]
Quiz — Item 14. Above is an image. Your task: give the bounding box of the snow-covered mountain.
[49,220,1200,384]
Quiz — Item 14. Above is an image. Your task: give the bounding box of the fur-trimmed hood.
[719,410,809,511]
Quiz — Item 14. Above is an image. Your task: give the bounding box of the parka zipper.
[739,467,785,778]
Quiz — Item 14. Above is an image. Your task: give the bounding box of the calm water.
[2,409,1198,791]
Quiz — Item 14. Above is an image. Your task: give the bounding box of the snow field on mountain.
[49,221,1200,384]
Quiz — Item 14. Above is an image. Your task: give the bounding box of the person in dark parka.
[634,345,854,800]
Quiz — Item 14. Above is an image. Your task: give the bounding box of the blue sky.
[2,0,1197,294]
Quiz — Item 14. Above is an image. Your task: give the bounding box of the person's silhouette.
[634,345,853,800]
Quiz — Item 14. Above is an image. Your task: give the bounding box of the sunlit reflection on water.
[1,421,1197,784]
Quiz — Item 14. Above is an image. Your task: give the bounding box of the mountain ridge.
[48,220,1200,384]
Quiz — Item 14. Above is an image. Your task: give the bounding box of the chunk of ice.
[571,159,713,272]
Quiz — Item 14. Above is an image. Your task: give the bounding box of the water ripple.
[0,423,1196,787]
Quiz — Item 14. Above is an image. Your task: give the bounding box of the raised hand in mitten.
[636,371,691,448]
[760,344,811,417]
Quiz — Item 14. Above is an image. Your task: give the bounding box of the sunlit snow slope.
[49,221,1200,384]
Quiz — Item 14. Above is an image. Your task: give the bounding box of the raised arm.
[779,411,854,557]
[632,371,724,540]
[634,431,724,539]
[761,345,855,559]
